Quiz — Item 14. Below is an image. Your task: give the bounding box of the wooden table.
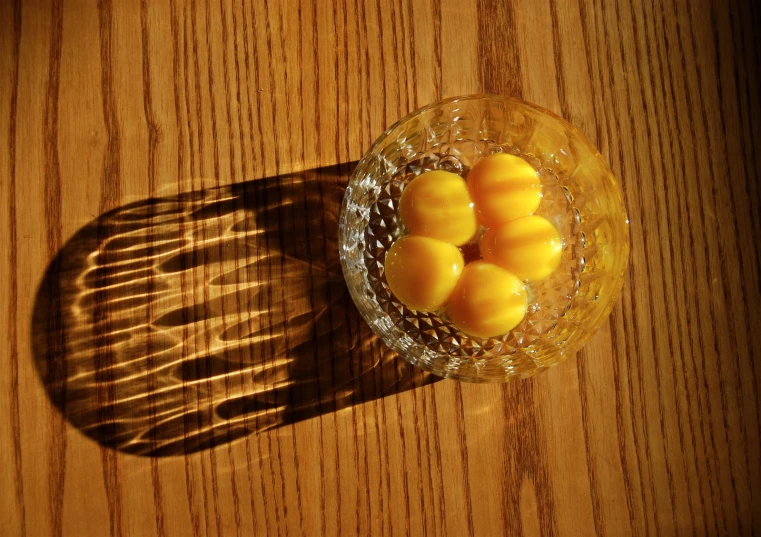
[2,0,759,535]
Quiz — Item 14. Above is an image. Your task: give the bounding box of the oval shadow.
[31,162,438,456]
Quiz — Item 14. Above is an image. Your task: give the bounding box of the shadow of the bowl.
[31,162,439,457]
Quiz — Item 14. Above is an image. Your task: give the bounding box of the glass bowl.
[339,95,629,382]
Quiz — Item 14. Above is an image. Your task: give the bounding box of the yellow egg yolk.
[466,153,542,226]
[399,170,478,246]
[385,235,465,312]
[481,215,563,281]
[446,261,528,338]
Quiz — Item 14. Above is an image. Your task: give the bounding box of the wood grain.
[1,0,760,535]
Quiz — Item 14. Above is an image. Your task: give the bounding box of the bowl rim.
[352,94,611,180]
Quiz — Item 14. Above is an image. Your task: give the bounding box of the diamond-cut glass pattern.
[340,95,629,382]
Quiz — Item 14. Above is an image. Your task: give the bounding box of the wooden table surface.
[2,0,760,535]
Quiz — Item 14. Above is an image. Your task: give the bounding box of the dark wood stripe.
[620,0,685,531]
[615,0,681,532]
[453,384,475,537]
[359,363,379,535]
[433,0,442,99]
[613,4,682,533]
[589,4,643,532]
[213,2,248,536]
[394,394,414,537]
[388,0,410,116]
[97,0,122,212]
[669,0,730,532]
[96,1,125,535]
[358,0,373,150]
[252,176,277,537]
[182,4,199,175]
[318,0,351,523]
[138,3,168,536]
[710,5,759,531]
[498,385,523,537]
[43,2,67,537]
[594,1,657,533]
[230,4,267,531]
[620,274,655,537]
[369,392,386,535]
[477,3,562,536]
[234,4,271,531]
[238,0,262,172]
[608,311,639,535]
[581,5,641,530]
[683,4,743,533]
[499,380,561,537]
[548,0,569,116]
[575,5,628,535]
[576,0,605,148]
[140,0,160,197]
[258,7,292,536]
[359,405,376,535]
[339,0,352,160]
[400,0,415,110]
[374,0,388,128]
[586,1,650,534]
[749,0,761,225]
[637,2,709,533]
[223,3,262,535]
[648,3,707,531]
[477,0,522,97]
[577,354,606,537]
[281,1,312,536]
[658,0,723,532]
[187,4,217,536]
[265,4,306,537]
[731,0,761,431]
[372,3,422,531]
[315,166,342,537]
[241,3,279,535]
[405,0,418,107]
[169,0,187,183]
[730,0,761,302]
[416,386,437,536]
[341,294,364,537]
[7,1,26,535]
[204,0,243,533]
[651,1,709,520]
[290,5,310,535]
[729,0,761,418]
[551,11,608,533]
[427,387,449,536]
[170,5,204,537]
[190,0,205,174]
[576,7,641,533]
[405,367,429,530]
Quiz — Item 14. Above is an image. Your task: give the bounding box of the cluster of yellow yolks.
[385,154,563,338]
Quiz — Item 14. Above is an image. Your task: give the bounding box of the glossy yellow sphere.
[385,235,465,312]
[481,215,563,281]
[446,261,528,338]
[466,153,542,226]
[399,170,478,246]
